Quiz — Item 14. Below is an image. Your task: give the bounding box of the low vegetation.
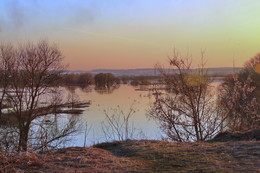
[1,136,259,172]
[218,53,260,132]
[150,50,225,142]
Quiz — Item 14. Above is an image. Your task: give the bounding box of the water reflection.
[68,84,161,147]
[31,114,82,152]
[1,82,221,150]
[67,85,121,95]
[79,85,93,93]
[94,85,120,94]
[65,85,93,94]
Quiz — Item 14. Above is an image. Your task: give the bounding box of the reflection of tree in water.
[65,85,93,93]
[79,85,93,93]
[31,114,81,152]
[65,86,77,93]
[94,85,120,94]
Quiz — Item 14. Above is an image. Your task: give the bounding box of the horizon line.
[67,66,243,72]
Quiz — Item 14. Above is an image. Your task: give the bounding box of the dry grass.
[94,140,260,173]
[1,140,259,173]
[0,147,143,173]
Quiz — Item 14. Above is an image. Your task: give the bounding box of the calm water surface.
[66,81,221,147]
[68,84,161,147]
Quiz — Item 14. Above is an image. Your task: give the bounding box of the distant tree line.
[61,73,161,87]
[94,73,120,88]
[63,72,229,89]
[62,73,94,86]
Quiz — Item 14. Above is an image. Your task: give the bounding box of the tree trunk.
[18,126,29,152]
[0,103,2,121]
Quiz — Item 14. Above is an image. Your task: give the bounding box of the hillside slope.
[1,140,259,173]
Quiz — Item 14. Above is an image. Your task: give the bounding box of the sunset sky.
[1,0,260,70]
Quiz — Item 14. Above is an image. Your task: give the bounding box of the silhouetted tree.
[62,73,94,86]
[0,40,80,152]
[149,49,225,142]
[0,44,15,120]
[218,53,260,131]
[62,74,78,86]
[78,73,94,86]
[94,73,118,88]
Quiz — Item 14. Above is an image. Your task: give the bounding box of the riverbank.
[1,139,259,172]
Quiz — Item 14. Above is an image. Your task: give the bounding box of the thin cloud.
[62,27,161,47]
[0,0,28,31]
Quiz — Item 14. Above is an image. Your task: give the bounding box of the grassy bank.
[1,139,259,173]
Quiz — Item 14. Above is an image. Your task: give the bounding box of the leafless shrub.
[101,104,140,141]
[218,75,259,131]
[218,54,260,132]
[244,53,260,69]
[83,122,92,147]
[0,125,19,154]
[149,49,225,142]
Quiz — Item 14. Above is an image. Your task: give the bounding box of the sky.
[0,0,260,70]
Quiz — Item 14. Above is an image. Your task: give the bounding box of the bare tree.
[94,73,119,89]
[0,44,15,121]
[0,40,80,152]
[149,49,225,142]
[12,40,64,151]
[218,75,259,131]
[218,54,260,132]
[244,53,260,69]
